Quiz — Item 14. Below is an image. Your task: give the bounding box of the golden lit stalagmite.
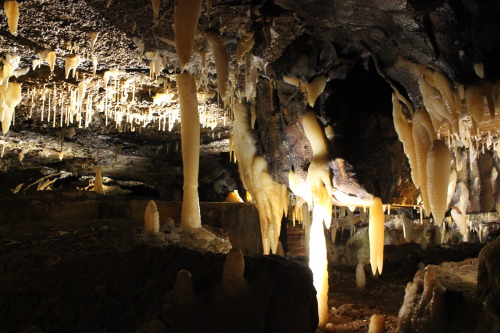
[144,200,160,234]
[94,167,104,195]
[302,110,333,326]
[226,190,244,202]
[174,0,201,69]
[177,72,201,229]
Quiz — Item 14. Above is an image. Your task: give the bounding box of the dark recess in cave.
[325,60,396,200]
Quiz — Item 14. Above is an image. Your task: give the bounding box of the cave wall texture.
[0,0,499,207]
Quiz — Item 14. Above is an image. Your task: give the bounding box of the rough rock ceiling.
[0,0,499,205]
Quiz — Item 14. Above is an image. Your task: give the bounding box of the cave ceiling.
[0,0,499,203]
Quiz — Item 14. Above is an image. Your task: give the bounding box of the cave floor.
[0,217,484,333]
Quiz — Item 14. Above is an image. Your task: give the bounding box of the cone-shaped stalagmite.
[223,248,246,296]
[174,0,201,69]
[177,72,201,229]
[144,200,160,233]
[427,139,451,225]
[94,167,104,195]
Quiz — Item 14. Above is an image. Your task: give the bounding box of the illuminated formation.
[393,65,499,234]
[4,0,19,35]
[303,111,333,325]
[232,101,288,255]
[144,200,160,234]
[174,0,201,69]
[177,72,202,229]
[0,1,500,332]
[369,197,385,275]
[207,32,230,105]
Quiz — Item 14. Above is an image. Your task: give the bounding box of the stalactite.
[4,1,19,35]
[369,197,384,275]
[207,32,229,104]
[426,139,451,225]
[174,0,201,69]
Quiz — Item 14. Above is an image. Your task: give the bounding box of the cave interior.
[0,0,500,332]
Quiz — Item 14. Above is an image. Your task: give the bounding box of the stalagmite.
[4,0,19,35]
[144,200,160,233]
[177,72,201,229]
[174,0,201,69]
[222,248,246,296]
[426,139,451,225]
[225,189,244,202]
[369,197,385,275]
[94,167,104,195]
[306,75,327,108]
[355,262,366,289]
[206,32,229,103]
[368,314,386,333]
[172,269,197,306]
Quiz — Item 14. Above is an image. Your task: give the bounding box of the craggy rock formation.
[0,0,498,206]
[478,235,500,332]
[0,245,318,333]
[0,0,500,331]
[398,258,484,332]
